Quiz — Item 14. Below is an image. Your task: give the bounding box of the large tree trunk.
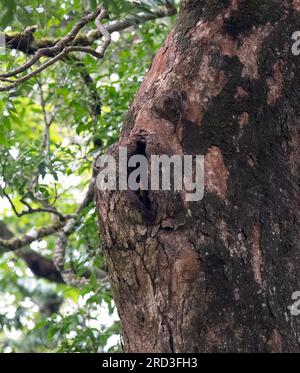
[96,0,300,352]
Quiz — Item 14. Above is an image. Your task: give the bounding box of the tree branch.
[17,249,64,284]
[0,6,110,92]
[0,221,65,252]
[0,3,176,91]
[0,220,106,285]
[0,172,96,253]
[53,166,98,288]
[3,5,176,56]
[1,183,73,221]
[0,221,64,283]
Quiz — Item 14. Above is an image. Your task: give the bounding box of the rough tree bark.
[96,0,300,352]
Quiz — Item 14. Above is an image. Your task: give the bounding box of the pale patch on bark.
[235,86,248,100]
[188,6,272,81]
[182,20,228,124]
[238,112,249,128]
[290,121,300,178]
[185,92,203,123]
[236,25,273,79]
[267,60,284,105]
[217,24,273,79]
[194,16,224,42]
[248,154,257,168]
[205,146,229,200]
[217,34,237,56]
[251,223,263,287]
[229,0,239,11]
[157,231,206,351]
[183,60,226,124]
[268,329,283,352]
[130,19,229,131]
[218,219,248,260]
[171,246,200,306]
[206,328,220,347]
[218,219,229,249]
[293,0,300,12]
[135,30,177,104]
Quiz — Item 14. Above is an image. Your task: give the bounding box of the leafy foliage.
[0,0,175,352]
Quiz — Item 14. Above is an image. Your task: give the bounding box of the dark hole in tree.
[128,141,151,210]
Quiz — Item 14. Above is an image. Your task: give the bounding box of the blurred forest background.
[0,0,176,352]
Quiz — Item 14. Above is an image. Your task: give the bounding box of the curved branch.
[0,172,96,253]
[1,6,104,79]
[53,231,88,287]
[2,4,177,55]
[17,249,64,283]
[0,7,110,92]
[53,174,97,288]
[0,221,65,252]
[0,221,63,283]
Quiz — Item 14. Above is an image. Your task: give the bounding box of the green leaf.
[38,161,47,177]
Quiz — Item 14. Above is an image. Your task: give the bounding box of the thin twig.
[0,175,95,253]
[0,7,103,79]
[0,7,110,92]
[3,4,177,55]
[2,188,72,220]
[0,3,177,92]
[53,156,99,288]
[0,221,65,252]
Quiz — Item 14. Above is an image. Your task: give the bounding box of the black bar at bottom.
[0,353,297,371]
